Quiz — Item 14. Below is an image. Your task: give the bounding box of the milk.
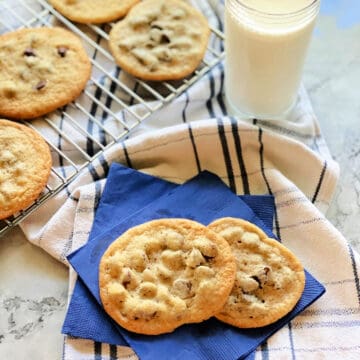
[235,0,314,14]
[225,0,320,118]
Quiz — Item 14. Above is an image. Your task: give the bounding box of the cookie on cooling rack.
[0,27,91,120]
[208,217,305,328]
[99,218,236,335]
[108,0,210,81]
[48,0,139,24]
[0,119,52,220]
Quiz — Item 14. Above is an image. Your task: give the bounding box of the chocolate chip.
[151,23,163,30]
[122,270,132,288]
[203,255,215,262]
[34,80,47,91]
[250,275,262,289]
[172,279,193,299]
[57,46,68,57]
[151,311,158,319]
[23,48,36,57]
[160,34,170,44]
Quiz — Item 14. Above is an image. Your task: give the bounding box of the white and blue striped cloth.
[9,0,359,359]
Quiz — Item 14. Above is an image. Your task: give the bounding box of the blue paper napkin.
[62,164,275,348]
[66,164,325,360]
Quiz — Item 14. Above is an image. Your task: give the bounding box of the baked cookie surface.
[99,218,236,335]
[0,119,52,220]
[0,27,91,120]
[208,217,305,328]
[48,0,139,24]
[109,0,210,81]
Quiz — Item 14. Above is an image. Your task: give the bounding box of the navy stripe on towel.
[312,161,327,203]
[217,118,236,192]
[230,117,250,194]
[109,344,117,360]
[94,341,102,360]
[187,123,201,173]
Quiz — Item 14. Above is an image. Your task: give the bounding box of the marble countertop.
[1,3,359,359]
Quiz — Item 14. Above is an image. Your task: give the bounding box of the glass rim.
[232,0,320,17]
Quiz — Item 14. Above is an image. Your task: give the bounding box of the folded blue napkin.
[62,164,275,349]
[66,163,325,360]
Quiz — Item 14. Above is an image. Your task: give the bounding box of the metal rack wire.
[0,0,225,236]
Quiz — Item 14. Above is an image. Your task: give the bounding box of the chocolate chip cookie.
[48,0,139,24]
[0,27,91,120]
[208,217,305,328]
[99,218,236,335]
[0,119,52,219]
[108,0,210,81]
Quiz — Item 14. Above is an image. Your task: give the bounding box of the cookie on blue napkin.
[209,217,305,329]
[99,218,237,335]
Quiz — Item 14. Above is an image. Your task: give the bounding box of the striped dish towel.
[10,1,359,359]
[21,86,360,358]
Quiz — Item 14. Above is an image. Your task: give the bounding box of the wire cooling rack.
[0,0,225,236]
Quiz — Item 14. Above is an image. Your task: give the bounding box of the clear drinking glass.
[224,0,320,119]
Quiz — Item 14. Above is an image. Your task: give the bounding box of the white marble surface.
[303,8,360,253]
[1,3,360,360]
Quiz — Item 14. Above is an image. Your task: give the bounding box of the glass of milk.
[225,0,320,119]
